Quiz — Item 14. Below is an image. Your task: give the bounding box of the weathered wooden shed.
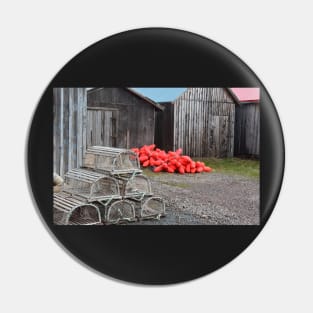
[54,87,163,177]
[53,88,87,177]
[230,88,260,157]
[87,88,163,149]
[155,88,236,158]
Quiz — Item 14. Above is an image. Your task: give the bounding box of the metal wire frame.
[63,168,121,202]
[53,192,102,225]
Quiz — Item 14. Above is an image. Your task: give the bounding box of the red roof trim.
[229,88,260,103]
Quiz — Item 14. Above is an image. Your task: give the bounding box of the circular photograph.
[28,28,284,284]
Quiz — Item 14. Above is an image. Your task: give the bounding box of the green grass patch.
[142,168,159,178]
[195,157,260,179]
[143,158,259,179]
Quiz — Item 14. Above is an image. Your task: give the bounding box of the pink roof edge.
[230,88,260,103]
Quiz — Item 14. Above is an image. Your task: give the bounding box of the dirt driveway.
[131,171,259,225]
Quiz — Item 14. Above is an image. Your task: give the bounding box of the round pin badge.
[27,28,284,284]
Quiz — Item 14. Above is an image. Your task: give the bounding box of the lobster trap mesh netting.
[53,208,66,225]
[115,152,139,171]
[121,174,152,199]
[53,206,101,225]
[67,205,101,225]
[140,197,166,220]
[83,146,141,175]
[63,168,121,201]
[54,145,167,225]
[106,200,136,224]
[53,192,102,225]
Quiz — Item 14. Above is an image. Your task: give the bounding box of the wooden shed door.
[209,116,230,157]
[87,109,118,147]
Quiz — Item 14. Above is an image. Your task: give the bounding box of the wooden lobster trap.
[83,146,142,177]
[119,174,152,200]
[131,196,166,220]
[53,145,166,225]
[63,168,121,204]
[53,192,102,225]
[104,200,136,224]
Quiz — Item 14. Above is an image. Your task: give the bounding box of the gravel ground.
[130,172,259,225]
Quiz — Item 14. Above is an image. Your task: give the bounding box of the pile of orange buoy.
[131,144,212,174]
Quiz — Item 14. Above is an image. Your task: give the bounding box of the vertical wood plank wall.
[87,88,156,149]
[172,88,236,157]
[234,103,260,156]
[53,88,87,177]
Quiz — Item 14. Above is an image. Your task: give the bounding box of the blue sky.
[132,88,186,102]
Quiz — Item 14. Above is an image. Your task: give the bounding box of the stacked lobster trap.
[53,146,166,225]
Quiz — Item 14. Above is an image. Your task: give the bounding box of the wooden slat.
[234,103,259,156]
[53,88,60,175]
[105,110,112,146]
[81,89,87,157]
[63,88,70,175]
[77,89,82,167]
[87,106,119,111]
[53,88,87,177]
[59,88,64,176]
[92,110,96,146]
[170,88,236,157]
[68,88,73,170]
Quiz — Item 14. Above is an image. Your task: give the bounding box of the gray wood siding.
[53,88,87,177]
[234,103,260,156]
[87,88,156,149]
[172,88,235,157]
[86,109,119,147]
